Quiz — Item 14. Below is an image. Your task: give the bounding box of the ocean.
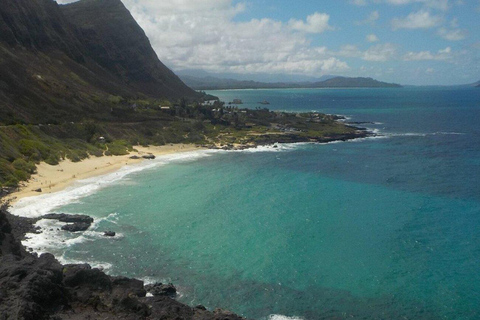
[12,87,480,319]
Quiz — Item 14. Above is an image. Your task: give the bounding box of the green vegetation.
[0,97,364,190]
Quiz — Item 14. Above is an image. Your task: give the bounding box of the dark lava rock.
[61,222,91,232]
[42,213,94,224]
[112,276,146,298]
[129,155,141,159]
[142,154,156,160]
[145,282,177,297]
[43,214,94,232]
[104,231,116,237]
[34,188,42,193]
[63,264,112,292]
[0,253,69,319]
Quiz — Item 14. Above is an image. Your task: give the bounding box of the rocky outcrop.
[42,213,94,224]
[0,204,245,320]
[142,154,156,160]
[61,222,91,232]
[43,213,94,232]
[145,283,177,298]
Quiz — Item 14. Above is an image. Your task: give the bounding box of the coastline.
[5,144,203,205]
[1,132,372,319]
[4,127,370,206]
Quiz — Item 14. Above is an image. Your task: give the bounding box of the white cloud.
[350,0,368,5]
[363,43,397,61]
[366,34,380,42]
[288,12,333,34]
[438,27,467,40]
[338,43,397,62]
[403,46,453,60]
[110,1,346,76]
[392,10,443,29]
[348,0,450,11]
[384,0,449,11]
[339,45,362,58]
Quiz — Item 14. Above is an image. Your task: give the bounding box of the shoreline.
[4,144,203,205]
[1,132,371,319]
[4,128,371,206]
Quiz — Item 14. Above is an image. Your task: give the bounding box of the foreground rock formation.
[0,204,244,320]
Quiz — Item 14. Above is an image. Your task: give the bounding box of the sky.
[56,0,480,85]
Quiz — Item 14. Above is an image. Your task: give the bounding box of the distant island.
[179,75,403,90]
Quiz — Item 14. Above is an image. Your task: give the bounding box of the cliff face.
[0,0,198,124]
[0,0,83,60]
[60,0,196,98]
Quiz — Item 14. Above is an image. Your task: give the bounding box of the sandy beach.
[4,144,203,204]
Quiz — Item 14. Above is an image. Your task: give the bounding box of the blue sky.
[58,0,480,85]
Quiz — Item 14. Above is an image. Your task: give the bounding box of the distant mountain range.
[179,75,402,90]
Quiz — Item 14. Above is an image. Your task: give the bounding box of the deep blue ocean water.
[13,87,480,319]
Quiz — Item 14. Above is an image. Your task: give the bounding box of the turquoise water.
[14,88,480,319]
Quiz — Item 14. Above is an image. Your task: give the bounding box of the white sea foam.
[56,255,114,271]
[10,149,216,260]
[268,314,304,320]
[432,131,465,135]
[380,131,465,138]
[336,115,352,122]
[230,142,310,153]
[10,150,215,219]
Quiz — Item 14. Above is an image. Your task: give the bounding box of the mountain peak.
[0,0,198,123]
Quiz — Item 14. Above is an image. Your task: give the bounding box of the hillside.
[0,0,198,125]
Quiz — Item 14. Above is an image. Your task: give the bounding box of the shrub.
[18,139,50,161]
[12,159,36,174]
[45,154,61,165]
[106,140,131,156]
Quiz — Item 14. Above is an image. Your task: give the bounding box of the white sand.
[5,144,203,204]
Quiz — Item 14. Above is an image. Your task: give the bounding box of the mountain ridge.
[179,74,402,90]
[0,0,198,124]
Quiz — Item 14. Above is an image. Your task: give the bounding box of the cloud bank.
[57,0,344,76]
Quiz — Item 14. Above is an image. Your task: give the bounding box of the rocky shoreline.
[0,204,245,320]
[206,129,371,151]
